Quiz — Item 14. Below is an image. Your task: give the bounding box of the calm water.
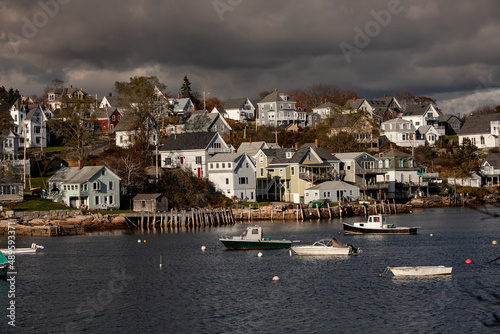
[1,206,500,333]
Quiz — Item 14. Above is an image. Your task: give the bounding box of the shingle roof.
[378,148,411,158]
[160,132,218,151]
[483,152,500,169]
[48,166,108,183]
[133,193,164,200]
[306,180,358,190]
[459,113,500,135]
[258,90,296,104]
[403,104,430,116]
[224,98,247,109]
[182,112,218,132]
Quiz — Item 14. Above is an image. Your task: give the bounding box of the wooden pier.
[121,208,235,229]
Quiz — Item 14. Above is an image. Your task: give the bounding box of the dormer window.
[286,152,292,159]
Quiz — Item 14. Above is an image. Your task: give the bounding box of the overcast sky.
[1,0,500,116]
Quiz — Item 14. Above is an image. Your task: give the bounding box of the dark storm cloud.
[1,0,500,114]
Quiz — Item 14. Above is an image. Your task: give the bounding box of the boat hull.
[291,246,351,256]
[343,223,418,235]
[389,266,452,276]
[220,239,291,250]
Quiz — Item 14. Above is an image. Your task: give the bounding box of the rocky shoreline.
[1,195,499,237]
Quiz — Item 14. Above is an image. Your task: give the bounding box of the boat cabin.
[241,225,266,240]
[356,215,391,228]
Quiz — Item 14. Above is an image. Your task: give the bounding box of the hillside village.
[1,78,500,211]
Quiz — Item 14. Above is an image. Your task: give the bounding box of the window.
[165,157,172,165]
[210,163,213,169]
[259,155,264,163]
[239,177,248,184]
[112,115,115,121]
[228,163,231,168]
[216,163,219,168]
[409,160,414,168]
[93,181,100,191]
[399,159,404,168]
[279,169,283,176]
[226,178,229,184]
[82,184,88,191]
[196,156,202,164]
[260,168,264,177]
[109,181,114,190]
[291,166,295,176]
[95,196,100,205]
[246,162,249,168]
[102,169,107,176]
[384,159,389,168]
[222,163,225,168]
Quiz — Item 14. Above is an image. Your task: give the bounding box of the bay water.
[1,206,500,333]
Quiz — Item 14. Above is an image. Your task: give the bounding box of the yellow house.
[256,145,336,203]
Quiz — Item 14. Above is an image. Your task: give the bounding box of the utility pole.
[273,131,279,146]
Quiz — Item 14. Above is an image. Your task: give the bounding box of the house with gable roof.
[168,97,195,115]
[114,117,158,148]
[23,105,49,148]
[47,165,121,210]
[181,111,232,136]
[46,85,88,110]
[257,89,306,127]
[159,132,231,178]
[211,106,228,119]
[438,114,461,135]
[94,107,122,133]
[480,152,500,186]
[402,103,442,132]
[380,118,421,147]
[378,148,427,199]
[458,113,500,149]
[224,97,255,121]
[304,181,360,203]
[99,93,119,109]
[207,152,256,202]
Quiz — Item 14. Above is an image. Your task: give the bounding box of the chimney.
[78,160,82,170]
[108,92,112,97]
[70,84,73,88]
[384,94,387,98]
[295,143,298,150]
[390,144,393,149]
[353,97,356,101]
[324,98,327,103]
[249,136,252,143]
[315,139,318,147]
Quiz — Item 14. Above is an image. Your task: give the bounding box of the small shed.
[132,193,168,212]
[0,176,24,203]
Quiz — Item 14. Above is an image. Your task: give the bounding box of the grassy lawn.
[3,195,76,212]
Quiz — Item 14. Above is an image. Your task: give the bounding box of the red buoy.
[465,259,472,264]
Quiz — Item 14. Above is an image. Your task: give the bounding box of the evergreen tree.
[180,76,192,99]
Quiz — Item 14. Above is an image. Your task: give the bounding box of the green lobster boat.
[219,225,291,250]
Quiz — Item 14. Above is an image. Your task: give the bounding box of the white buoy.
[258,252,263,257]
[138,239,141,243]
[272,276,280,281]
[201,246,206,251]
[289,250,292,256]
[430,234,433,237]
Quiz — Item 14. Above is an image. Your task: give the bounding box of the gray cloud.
[1,0,499,115]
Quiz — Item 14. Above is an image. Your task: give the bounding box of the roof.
[224,98,248,109]
[378,148,411,158]
[334,152,372,161]
[208,152,243,163]
[0,176,23,185]
[114,118,135,131]
[403,104,431,116]
[258,90,296,104]
[182,112,218,132]
[48,166,120,183]
[300,143,340,162]
[306,180,359,190]
[483,152,500,169]
[459,113,500,135]
[160,132,218,151]
[133,193,164,200]
[237,141,269,156]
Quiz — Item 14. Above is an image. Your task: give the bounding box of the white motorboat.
[381,266,453,277]
[291,238,362,256]
[1,243,44,255]
[343,214,419,235]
